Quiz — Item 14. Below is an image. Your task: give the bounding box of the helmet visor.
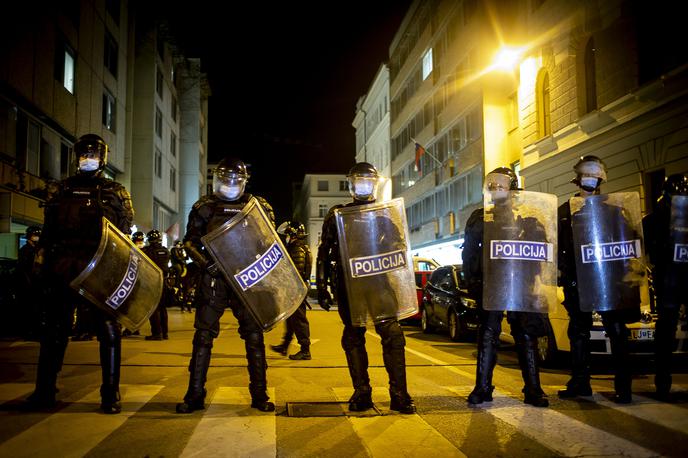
[213,171,247,200]
[348,176,378,200]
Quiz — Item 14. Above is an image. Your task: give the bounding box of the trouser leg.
[468,309,501,405]
[603,313,632,403]
[377,319,415,413]
[342,325,373,411]
[559,309,593,397]
[98,317,122,414]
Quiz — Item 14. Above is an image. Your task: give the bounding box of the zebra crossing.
[1,382,686,457]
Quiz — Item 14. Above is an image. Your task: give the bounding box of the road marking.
[591,392,688,434]
[445,387,658,457]
[0,384,162,458]
[180,387,276,458]
[332,387,466,457]
[0,383,34,402]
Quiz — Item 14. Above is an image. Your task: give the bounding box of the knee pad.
[341,326,366,351]
[376,320,405,349]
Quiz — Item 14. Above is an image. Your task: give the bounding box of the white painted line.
[332,387,466,457]
[0,383,35,402]
[446,387,658,457]
[181,387,276,458]
[0,384,163,458]
[591,393,688,435]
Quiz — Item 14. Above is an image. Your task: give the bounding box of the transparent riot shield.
[671,195,688,263]
[334,198,417,326]
[201,197,306,331]
[482,191,557,313]
[70,217,164,331]
[570,192,649,312]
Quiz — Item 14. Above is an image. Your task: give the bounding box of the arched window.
[536,70,551,138]
[584,37,597,113]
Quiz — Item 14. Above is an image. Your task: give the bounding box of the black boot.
[26,338,67,409]
[99,332,122,414]
[608,322,632,404]
[517,335,549,407]
[176,339,212,413]
[269,343,288,356]
[468,327,498,405]
[380,324,416,414]
[246,335,275,412]
[345,346,373,411]
[558,333,592,398]
[289,347,311,360]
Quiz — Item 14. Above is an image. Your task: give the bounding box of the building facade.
[385,0,687,265]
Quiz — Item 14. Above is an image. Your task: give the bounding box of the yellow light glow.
[491,46,524,72]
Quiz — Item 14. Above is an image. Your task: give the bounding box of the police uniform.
[278,235,312,357]
[463,205,549,406]
[31,172,134,411]
[178,192,276,412]
[142,241,171,339]
[317,201,415,413]
[558,197,640,401]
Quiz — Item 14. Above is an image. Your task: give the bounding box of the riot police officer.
[558,155,640,403]
[142,230,170,340]
[271,221,313,360]
[316,162,416,414]
[17,226,42,339]
[170,240,191,312]
[643,173,688,400]
[27,133,134,413]
[132,231,145,249]
[176,157,277,413]
[463,167,549,407]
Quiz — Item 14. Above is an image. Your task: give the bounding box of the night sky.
[163,1,412,221]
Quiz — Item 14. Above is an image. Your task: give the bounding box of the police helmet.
[347,162,380,201]
[485,167,520,192]
[658,173,688,204]
[75,134,108,173]
[26,225,42,238]
[174,240,184,248]
[213,157,249,201]
[132,231,145,243]
[147,230,162,244]
[571,155,607,191]
[283,221,306,239]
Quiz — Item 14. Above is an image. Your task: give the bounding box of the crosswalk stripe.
[332,387,466,457]
[445,387,658,457]
[180,387,276,458]
[0,383,34,402]
[591,392,688,434]
[0,384,163,458]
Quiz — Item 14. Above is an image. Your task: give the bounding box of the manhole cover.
[286,402,382,417]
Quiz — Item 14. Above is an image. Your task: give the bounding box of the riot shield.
[570,192,649,312]
[334,198,417,326]
[70,217,164,331]
[482,191,557,313]
[201,197,306,331]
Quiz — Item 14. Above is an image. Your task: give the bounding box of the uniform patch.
[489,240,553,262]
[349,249,407,278]
[234,242,284,290]
[581,239,642,263]
[105,253,141,309]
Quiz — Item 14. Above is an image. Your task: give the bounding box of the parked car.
[401,256,441,324]
[421,264,480,341]
[500,287,688,366]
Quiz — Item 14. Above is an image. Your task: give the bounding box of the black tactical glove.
[206,262,220,277]
[317,289,333,311]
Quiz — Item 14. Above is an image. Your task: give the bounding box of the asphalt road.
[0,308,687,457]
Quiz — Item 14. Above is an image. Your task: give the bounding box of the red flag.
[414,141,426,173]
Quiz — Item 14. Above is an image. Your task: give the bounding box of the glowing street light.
[490,46,524,72]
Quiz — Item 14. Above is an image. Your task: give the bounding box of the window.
[422,48,433,80]
[317,180,329,191]
[155,107,162,138]
[156,67,163,99]
[170,132,176,157]
[55,40,76,94]
[512,161,522,188]
[104,30,118,78]
[318,204,328,217]
[155,148,162,178]
[339,180,348,191]
[170,166,176,191]
[171,96,177,121]
[536,70,551,138]
[583,37,597,114]
[102,90,116,132]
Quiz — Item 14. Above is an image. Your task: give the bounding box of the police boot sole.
[558,387,592,398]
[176,401,205,413]
[101,402,122,414]
[251,400,275,412]
[348,401,374,412]
[390,400,417,414]
[289,353,311,360]
[524,396,549,407]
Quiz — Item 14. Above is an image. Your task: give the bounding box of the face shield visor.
[348,176,379,201]
[485,172,513,202]
[77,143,106,172]
[573,160,607,192]
[213,171,247,201]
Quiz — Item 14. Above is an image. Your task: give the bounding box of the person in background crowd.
[142,229,170,341]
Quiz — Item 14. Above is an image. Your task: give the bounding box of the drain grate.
[286,402,383,417]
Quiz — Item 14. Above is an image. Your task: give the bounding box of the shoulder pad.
[192,195,215,210]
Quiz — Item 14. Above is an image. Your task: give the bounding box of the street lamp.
[490,46,524,72]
